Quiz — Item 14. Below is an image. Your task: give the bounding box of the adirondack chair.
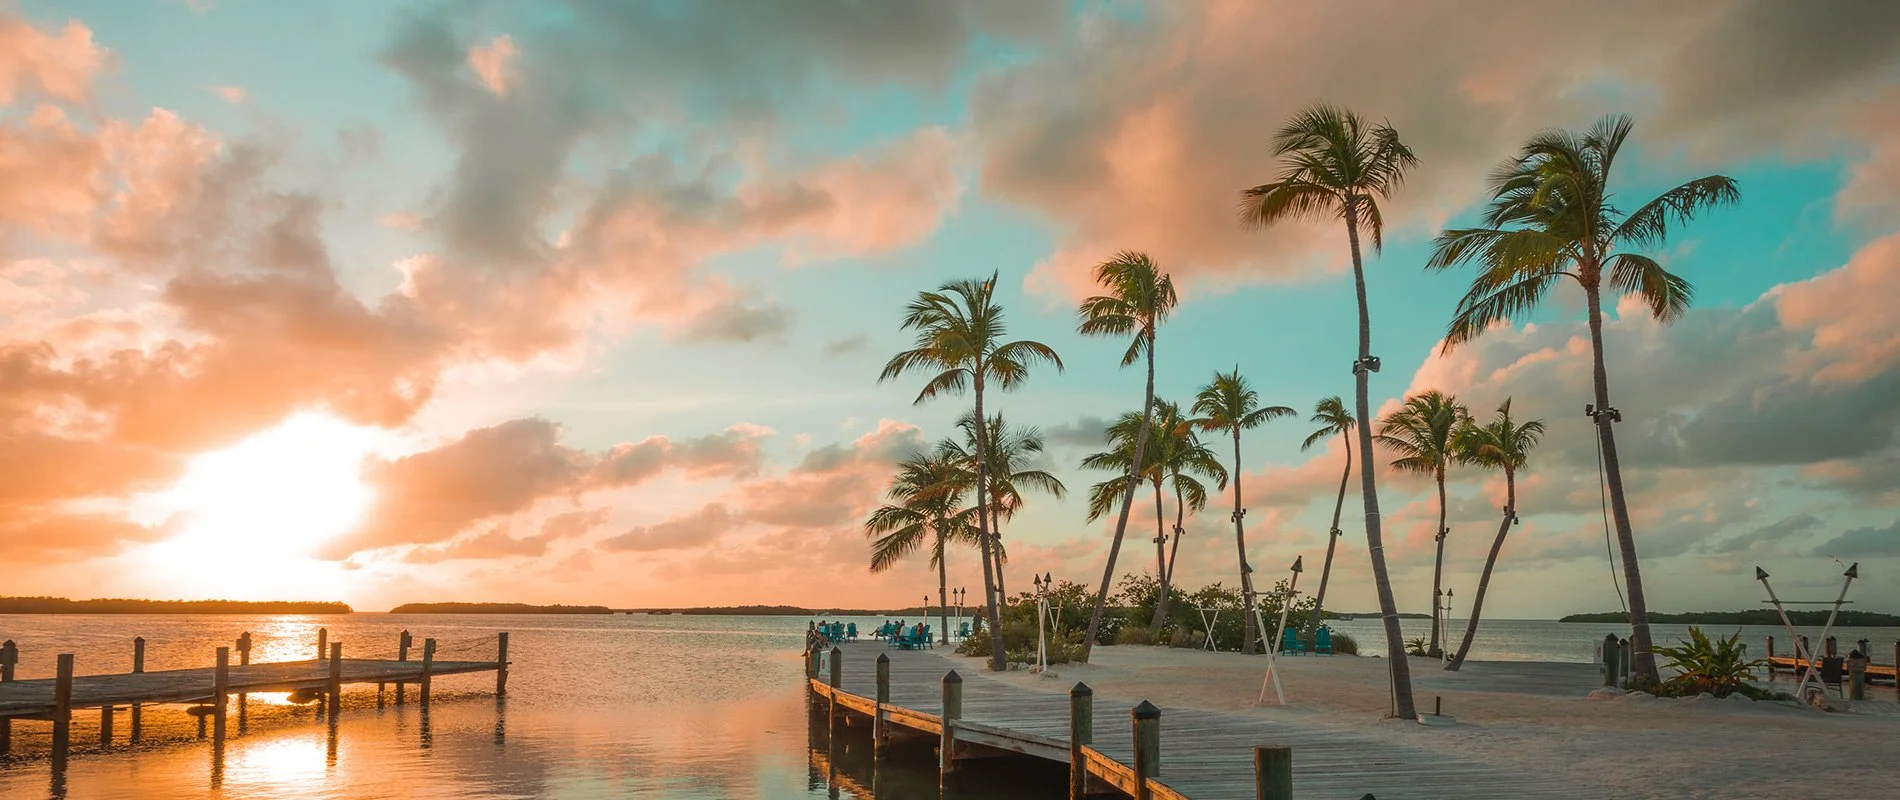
[921,625,933,649]
[846,622,858,641]
[1315,625,1334,655]
[957,621,971,640]
[1280,626,1307,655]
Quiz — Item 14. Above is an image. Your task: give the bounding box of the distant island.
[0,597,351,614]
[389,602,615,614]
[1560,610,1900,626]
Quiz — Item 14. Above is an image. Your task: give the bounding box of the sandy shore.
[976,646,1897,799]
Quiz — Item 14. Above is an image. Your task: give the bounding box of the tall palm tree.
[865,452,980,646]
[940,412,1067,602]
[880,273,1063,671]
[1192,368,1293,653]
[1425,114,1739,681]
[1376,390,1469,656]
[1444,399,1545,671]
[1300,396,1354,637]
[1139,401,1229,631]
[1240,103,1420,718]
[1077,252,1177,658]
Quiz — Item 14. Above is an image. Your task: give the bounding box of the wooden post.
[237,632,252,665]
[131,637,144,743]
[1800,635,1810,664]
[1601,635,1619,686]
[1131,700,1161,799]
[52,653,74,773]
[1618,638,1631,683]
[1255,745,1293,800]
[317,627,327,661]
[1765,636,1775,679]
[496,632,510,698]
[873,653,890,761]
[100,705,113,749]
[1846,653,1867,701]
[420,638,436,708]
[1894,642,1899,700]
[1825,636,1837,658]
[395,630,412,706]
[1069,682,1093,800]
[940,670,962,788]
[828,646,842,689]
[213,646,230,746]
[0,639,15,756]
[327,642,343,718]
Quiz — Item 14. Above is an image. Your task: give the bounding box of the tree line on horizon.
[865,103,1739,719]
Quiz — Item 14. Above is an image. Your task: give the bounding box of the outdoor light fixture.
[1584,404,1622,422]
[1352,355,1383,375]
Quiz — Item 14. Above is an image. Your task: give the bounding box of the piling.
[874,653,891,761]
[1800,635,1811,661]
[317,627,328,661]
[1132,700,1161,799]
[496,632,510,698]
[1,639,16,755]
[1069,682,1093,800]
[236,632,251,713]
[327,642,344,718]
[420,638,436,709]
[1601,635,1620,686]
[99,704,113,749]
[395,630,412,706]
[1765,636,1775,679]
[52,653,74,773]
[940,670,963,789]
[829,646,842,690]
[1255,745,1293,800]
[131,637,145,743]
[1847,652,1867,701]
[1825,636,1837,658]
[213,646,230,746]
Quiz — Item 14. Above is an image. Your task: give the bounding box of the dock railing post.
[1765,636,1775,680]
[1069,682,1092,800]
[496,632,510,698]
[1255,745,1293,800]
[828,646,842,690]
[873,653,890,761]
[1131,700,1160,800]
[213,646,230,746]
[940,670,962,789]
[420,638,436,709]
[52,653,74,774]
[1,639,16,755]
[1618,637,1631,684]
[395,630,411,706]
[1846,650,1867,701]
[327,642,344,718]
[131,637,144,743]
[236,632,251,715]
[317,627,327,662]
[1601,635,1619,686]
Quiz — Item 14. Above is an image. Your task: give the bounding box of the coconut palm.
[940,412,1067,601]
[1425,114,1739,681]
[1300,396,1354,637]
[1240,103,1420,717]
[1149,401,1229,631]
[880,273,1063,671]
[1077,252,1178,658]
[865,452,981,646]
[1192,368,1294,653]
[1444,399,1545,671]
[1376,390,1469,656]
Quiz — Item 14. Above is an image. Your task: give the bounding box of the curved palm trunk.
[990,504,1008,603]
[1345,196,1417,719]
[937,519,951,645]
[1083,332,1158,657]
[1148,480,1170,632]
[1230,429,1259,655]
[1427,470,1448,655]
[1306,437,1351,636]
[1165,482,1186,587]
[1585,282,1658,682]
[1446,471,1513,670]
[971,373,1007,671]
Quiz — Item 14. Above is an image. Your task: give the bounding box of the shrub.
[1327,631,1359,655]
[1645,627,1767,699]
[1168,629,1200,648]
[1116,626,1155,646]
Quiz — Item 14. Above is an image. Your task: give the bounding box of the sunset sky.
[4,1,1898,616]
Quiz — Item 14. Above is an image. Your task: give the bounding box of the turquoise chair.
[957,621,971,640]
[1280,626,1307,655]
[1315,625,1334,655]
[921,625,933,649]
[847,622,858,641]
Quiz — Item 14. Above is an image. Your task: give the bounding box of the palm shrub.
[1643,627,1770,699]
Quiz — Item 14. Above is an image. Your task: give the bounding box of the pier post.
[317,627,328,661]
[131,637,144,743]
[496,632,510,698]
[1800,635,1810,663]
[1,639,16,755]
[1825,636,1837,658]
[420,638,436,709]
[1618,638,1631,684]
[1255,745,1293,800]
[940,670,962,789]
[395,630,412,706]
[213,646,230,746]
[100,704,113,749]
[1131,700,1160,799]
[1765,636,1775,679]
[1846,651,1866,700]
[1069,682,1093,800]
[327,642,344,719]
[873,653,890,761]
[1894,642,1899,700]
[1601,635,1619,686]
[52,653,74,774]
[828,646,842,690]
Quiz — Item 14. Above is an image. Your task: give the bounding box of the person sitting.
[847,622,858,641]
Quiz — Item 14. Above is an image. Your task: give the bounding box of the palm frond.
[1612,175,1741,250]
[1606,252,1694,324]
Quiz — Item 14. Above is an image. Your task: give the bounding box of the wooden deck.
[811,642,1587,800]
[0,658,500,718]
[1765,656,1897,681]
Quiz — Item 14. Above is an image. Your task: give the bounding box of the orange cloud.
[0,17,105,106]
[466,35,516,95]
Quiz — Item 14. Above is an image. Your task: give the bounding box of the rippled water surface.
[0,614,1057,800]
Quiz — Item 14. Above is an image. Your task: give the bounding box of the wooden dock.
[807,642,1585,800]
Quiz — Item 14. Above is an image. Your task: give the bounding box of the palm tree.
[1376,391,1469,656]
[940,412,1067,602]
[1192,368,1293,653]
[1148,401,1228,631]
[880,273,1064,671]
[1240,103,1420,717]
[865,452,980,646]
[1425,114,1739,681]
[1077,252,1177,658]
[1444,399,1545,671]
[1300,396,1354,637]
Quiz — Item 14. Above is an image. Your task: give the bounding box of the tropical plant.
[1149,401,1228,630]
[939,412,1067,601]
[879,273,1063,671]
[1376,390,1469,656]
[1426,114,1740,682]
[1077,252,1178,659]
[865,451,979,645]
[1300,396,1354,638]
[1240,103,1421,718]
[1650,627,1765,698]
[1443,399,1544,670]
[1192,367,1295,654]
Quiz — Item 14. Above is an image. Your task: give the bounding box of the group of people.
[808,620,855,651]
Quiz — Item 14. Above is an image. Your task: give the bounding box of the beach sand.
[981,646,1897,799]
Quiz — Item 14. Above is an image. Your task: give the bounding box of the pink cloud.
[1774,232,1900,384]
[466,35,516,96]
[0,17,105,106]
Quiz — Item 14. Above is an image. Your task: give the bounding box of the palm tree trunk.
[1231,429,1259,655]
[1165,483,1186,587]
[1585,281,1658,682]
[1428,470,1448,655]
[938,521,952,645]
[971,371,1007,671]
[1148,480,1170,632]
[1446,471,1513,670]
[1306,436,1351,636]
[1345,195,1418,719]
[1083,331,1159,657]
[991,503,1008,603]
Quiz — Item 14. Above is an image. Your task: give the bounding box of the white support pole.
[1259,557,1304,705]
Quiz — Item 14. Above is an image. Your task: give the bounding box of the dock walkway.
[0,658,499,717]
[812,642,1584,800]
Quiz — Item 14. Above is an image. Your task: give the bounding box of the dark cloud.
[680,295,792,344]
[1704,513,1824,555]
[820,333,871,357]
[1045,415,1112,449]
[1812,518,1900,558]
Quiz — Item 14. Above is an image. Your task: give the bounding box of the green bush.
[1635,627,1770,699]
[955,582,1096,663]
[1115,626,1155,646]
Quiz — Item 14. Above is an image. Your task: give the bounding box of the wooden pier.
[807,641,1583,799]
